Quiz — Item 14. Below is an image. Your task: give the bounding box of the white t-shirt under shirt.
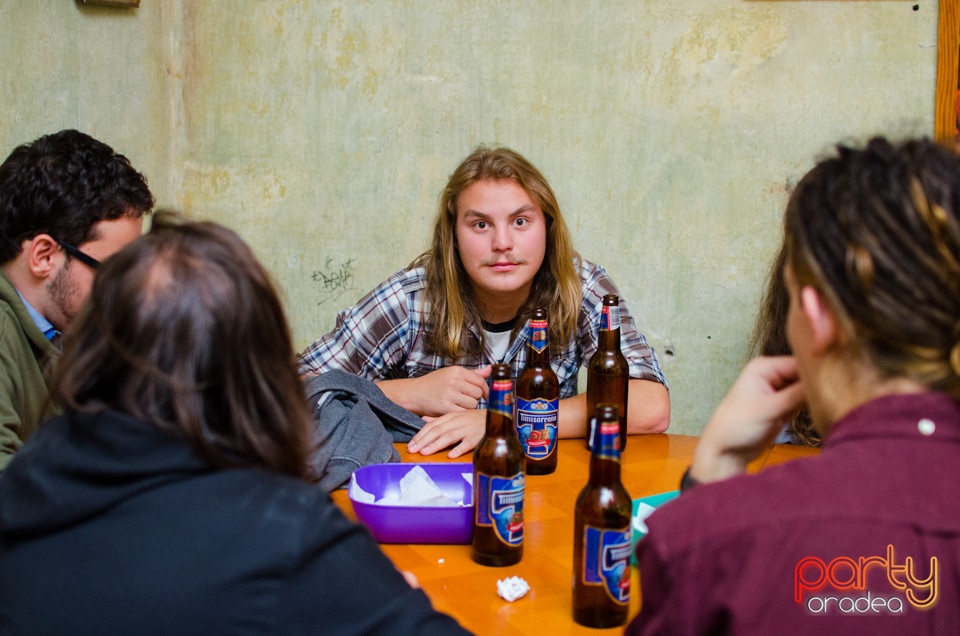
[483,318,517,364]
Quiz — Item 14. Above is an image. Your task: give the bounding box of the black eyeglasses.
[56,239,101,270]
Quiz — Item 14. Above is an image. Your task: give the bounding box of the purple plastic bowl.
[348,463,474,544]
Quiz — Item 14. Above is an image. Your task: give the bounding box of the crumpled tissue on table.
[497,576,530,602]
[349,465,468,507]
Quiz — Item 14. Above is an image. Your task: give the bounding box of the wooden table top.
[330,435,820,635]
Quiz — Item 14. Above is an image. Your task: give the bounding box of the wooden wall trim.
[936,0,960,143]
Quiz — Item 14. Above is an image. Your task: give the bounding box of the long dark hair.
[749,241,820,447]
[51,212,311,479]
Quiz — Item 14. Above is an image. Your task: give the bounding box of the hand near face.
[407,409,487,458]
[691,356,806,484]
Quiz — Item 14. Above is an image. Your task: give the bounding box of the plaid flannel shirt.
[298,259,667,407]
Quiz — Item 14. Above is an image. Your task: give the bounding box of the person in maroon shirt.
[628,137,960,635]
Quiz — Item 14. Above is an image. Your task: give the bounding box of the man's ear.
[800,285,842,354]
[23,234,62,280]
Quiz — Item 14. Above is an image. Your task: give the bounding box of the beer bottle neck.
[598,303,621,350]
[526,341,550,367]
[589,451,621,486]
[525,317,550,367]
[597,327,621,350]
[589,419,622,485]
[487,377,514,437]
[486,410,513,437]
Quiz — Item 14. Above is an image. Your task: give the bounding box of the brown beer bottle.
[472,363,525,566]
[515,307,560,475]
[585,294,629,451]
[573,404,633,628]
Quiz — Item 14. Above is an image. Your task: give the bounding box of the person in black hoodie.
[0,212,470,635]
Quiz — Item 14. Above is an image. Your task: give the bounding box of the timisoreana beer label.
[581,525,632,604]
[475,471,524,547]
[516,397,558,459]
[594,421,621,462]
[600,304,620,332]
[527,319,548,354]
[489,379,514,417]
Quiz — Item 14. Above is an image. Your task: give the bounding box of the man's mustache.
[480,255,528,266]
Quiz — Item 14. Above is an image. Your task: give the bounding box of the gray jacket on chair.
[302,370,425,491]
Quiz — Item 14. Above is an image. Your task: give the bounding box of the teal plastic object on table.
[631,490,680,564]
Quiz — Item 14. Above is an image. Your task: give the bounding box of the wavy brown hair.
[418,146,581,361]
[785,137,960,397]
[51,212,312,479]
[749,241,820,447]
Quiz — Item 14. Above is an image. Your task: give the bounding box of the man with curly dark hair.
[0,129,153,470]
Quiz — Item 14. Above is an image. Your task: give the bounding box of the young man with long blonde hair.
[300,146,669,457]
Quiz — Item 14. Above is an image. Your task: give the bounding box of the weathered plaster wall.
[0,1,177,210]
[1,1,939,435]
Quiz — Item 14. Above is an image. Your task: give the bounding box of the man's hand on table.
[378,365,491,417]
[691,356,806,485]
[407,409,486,459]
